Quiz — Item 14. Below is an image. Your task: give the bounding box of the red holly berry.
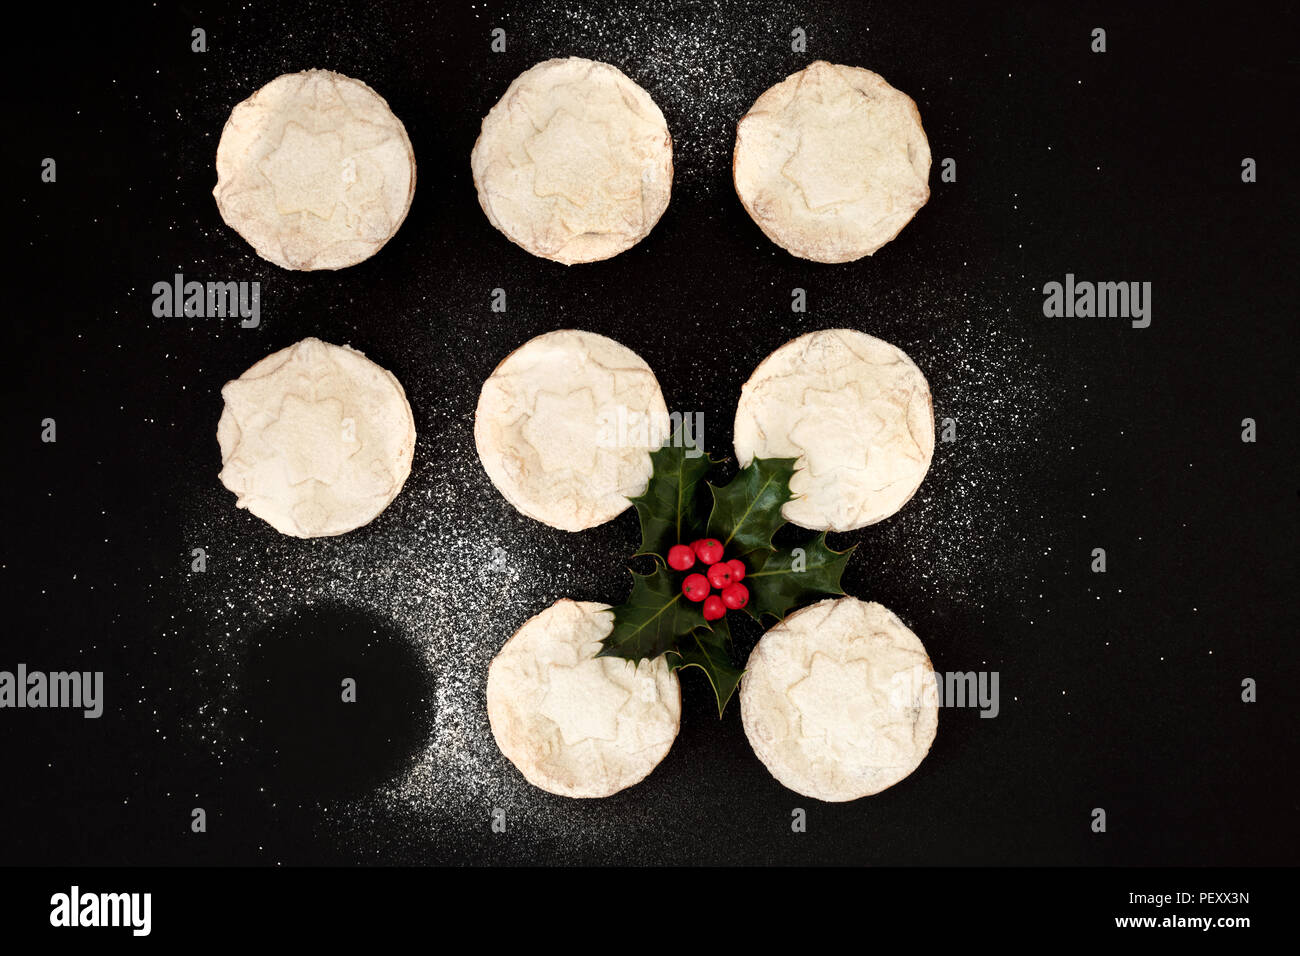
[702,594,726,621]
[720,583,749,610]
[667,544,696,571]
[726,558,746,582]
[707,562,734,589]
[692,538,724,565]
[681,573,710,602]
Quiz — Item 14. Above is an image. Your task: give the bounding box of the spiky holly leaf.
[667,616,744,718]
[705,457,797,557]
[597,563,707,662]
[627,426,714,561]
[604,453,855,718]
[743,533,855,622]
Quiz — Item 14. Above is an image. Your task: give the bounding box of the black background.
[4,1,1297,867]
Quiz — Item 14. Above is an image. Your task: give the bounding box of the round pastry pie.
[487,599,682,798]
[214,69,416,270]
[217,337,415,537]
[471,57,673,264]
[741,597,939,801]
[475,329,670,531]
[733,61,930,262]
[734,328,934,531]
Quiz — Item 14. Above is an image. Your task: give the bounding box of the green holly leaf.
[743,533,855,622]
[668,617,744,718]
[705,457,797,556]
[628,426,714,560]
[604,455,851,718]
[598,563,707,662]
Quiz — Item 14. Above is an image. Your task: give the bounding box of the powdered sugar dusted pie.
[741,597,938,802]
[734,328,933,531]
[733,61,930,263]
[217,337,415,537]
[487,599,682,798]
[214,69,416,270]
[475,329,670,531]
[471,57,673,264]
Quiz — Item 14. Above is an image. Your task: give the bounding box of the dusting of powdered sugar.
[173,340,680,862]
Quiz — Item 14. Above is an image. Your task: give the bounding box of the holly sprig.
[597,430,855,716]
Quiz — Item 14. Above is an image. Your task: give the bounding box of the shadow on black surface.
[238,603,434,803]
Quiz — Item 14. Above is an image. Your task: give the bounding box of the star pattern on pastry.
[788,385,873,476]
[521,388,600,474]
[260,123,349,220]
[538,660,632,747]
[783,117,875,211]
[784,373,922,490]
[789,651,881,741]
[471,59,671,263]
[527,108,618,208]
[261,394,360,486]
[477,330,669,531]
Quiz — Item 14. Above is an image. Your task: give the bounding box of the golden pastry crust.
[733,61,929,263]
[734,328,934,531]
[471,58,673,264]
[474,329,670,531]
[217,338,415,537]
[214,70,416,270]
[487,600,682,798]
[741,597,939,802]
